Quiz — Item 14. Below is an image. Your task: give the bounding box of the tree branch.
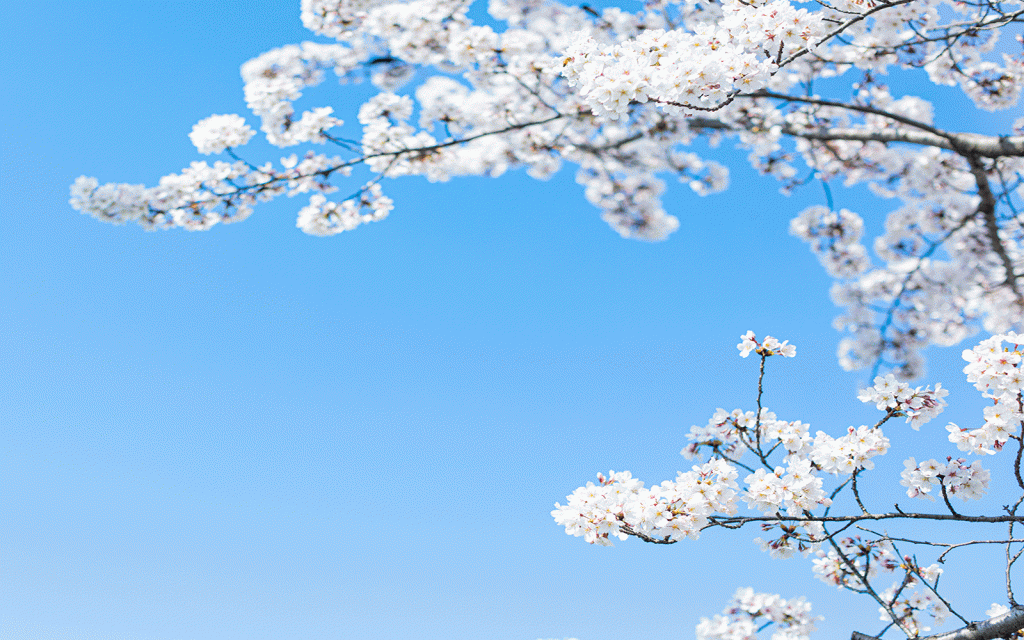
[779,126,1024,158]
[657,84,1024,157]
[854,605,1024,640]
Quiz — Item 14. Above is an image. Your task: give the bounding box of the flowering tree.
[68,0,1024,637]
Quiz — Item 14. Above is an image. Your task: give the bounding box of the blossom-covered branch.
[70,0,1024,376]
[554,332,1024,638]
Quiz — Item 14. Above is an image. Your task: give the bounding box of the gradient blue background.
[2,2,1021,639]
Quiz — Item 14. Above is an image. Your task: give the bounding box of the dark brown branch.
[852,469,870,515]
[754,352,767,461]
[856,529,1024,562]
[941,482,966,519]
[618,523,678,544]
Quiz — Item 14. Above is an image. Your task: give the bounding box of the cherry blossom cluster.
[188,114,256,155]
[745,459,831,516]
[738,331,796,358]
[789,206,869,279]
[69,160,267,231]
[550,459,742,546]
[695,587,819,640]
[681,407,773,462]
[560,0,826,118]
[856,373,948,430]
[812,537,900,591]
[682,408,890,475]
[955,332,1024,454]
[239,42,354,147]
[809,177,1023,378]
[556,334,833,547]
[295,183,394,237]
[809,425,890,475]
[900,457,991,501]
[810,535,964,635]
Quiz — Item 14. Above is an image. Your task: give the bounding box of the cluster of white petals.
[955,332,1024,453]
[558,335,840,548]
[695,588,819,640]
[900,457,991,501]
[551,459,741,546]
[188,114,256,155]
[745,459,830,516]
[738,331,796,358]
[560,0,826,118]
[239,41,359,147]
[810,425,890,475]
[70,160,264,231]
[856,374,948,430]
[683,407,767,461]
[790,206,869,279]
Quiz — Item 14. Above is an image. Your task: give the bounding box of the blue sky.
[2,2,1020,640]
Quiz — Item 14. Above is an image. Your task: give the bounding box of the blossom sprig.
[950,332,1024,454]
[695,587,820,640]
[295,182,394,236]
[810,425,890,475]
[738,331,797,358]
[857,373,949,430]
[873,556,951,637]
[682,407,781,462]
[754,520,827,560]
[900,457,991,502]
[745,459,832,517]
[560,0,828,118]
[813,536,900,590]
[551,459,742,546]
[789,206,869,278]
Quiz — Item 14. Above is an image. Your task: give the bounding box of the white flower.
[738,330,757,357]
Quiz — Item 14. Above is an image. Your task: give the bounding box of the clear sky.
[2,3,1020,640]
